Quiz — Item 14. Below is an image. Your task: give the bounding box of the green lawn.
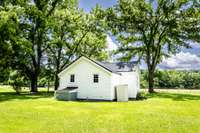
[0,86,200,133]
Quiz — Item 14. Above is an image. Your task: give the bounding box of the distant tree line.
[141,70,200,89]
[2,69,200,90]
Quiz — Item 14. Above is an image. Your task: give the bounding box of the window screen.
[70,74,75,82]
[93,74,99,83]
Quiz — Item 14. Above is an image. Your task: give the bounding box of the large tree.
[46,5,108,90]
[1,1,108,91]
[103,0,200,93]
[0,4,21,84]
[1,0,63,92]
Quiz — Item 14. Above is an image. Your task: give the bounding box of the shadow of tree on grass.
[0,90,200,102]
[146,92,200,101]
[0,91,54,102]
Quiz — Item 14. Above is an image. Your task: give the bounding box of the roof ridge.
[59,56,137,76]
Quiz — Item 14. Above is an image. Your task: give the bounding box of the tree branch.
[46,0,60,17]
[60,31,89,70]
[151,26,168,71]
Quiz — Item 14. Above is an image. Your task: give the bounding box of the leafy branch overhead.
[102,0,200,92]
[0,0,108,92]
[41,3,108,90]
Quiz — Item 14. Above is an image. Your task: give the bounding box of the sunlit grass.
[0,86,200,133]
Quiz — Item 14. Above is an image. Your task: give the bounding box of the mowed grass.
[0,86,200,133]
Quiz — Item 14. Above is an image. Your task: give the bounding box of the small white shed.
[58,56,140,100]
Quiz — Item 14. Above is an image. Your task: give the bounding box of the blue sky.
[79,0,200,70]
[79,0,116,12]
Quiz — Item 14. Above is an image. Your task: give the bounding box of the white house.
[58,56,140,100]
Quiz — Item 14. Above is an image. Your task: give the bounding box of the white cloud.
[183,42,200,55]
[106,35,118,51]
[105,36,200,70]
[159,52,200,70]
[189,42,200,49]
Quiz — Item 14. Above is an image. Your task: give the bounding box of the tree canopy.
[46,4,108,90]
[103,0,200,92]
[0,0,108,92]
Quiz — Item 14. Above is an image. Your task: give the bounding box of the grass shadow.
[0,91,54,102]
[146,92,200,101]
[1,90,200,103]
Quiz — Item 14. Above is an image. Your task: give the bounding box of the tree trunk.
[30,74,38,93]
[54,74,59,90]
[47,79,50,92]
[54,46,62,91]
[148,69,155,93]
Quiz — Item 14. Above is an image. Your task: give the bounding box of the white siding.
[110,73,121,99]
[58,58,113,100]
[119,71,137,98]
[58,56,140,100]
[110,65,140,98]
[136,65,140,93]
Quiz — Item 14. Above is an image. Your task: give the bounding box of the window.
[70,74,75,82]
[93,74,99,83]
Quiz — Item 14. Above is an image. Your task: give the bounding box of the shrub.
[9,71,24,94]
[136,92,147,100]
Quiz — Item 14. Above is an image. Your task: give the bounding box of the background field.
[0,86,200,133]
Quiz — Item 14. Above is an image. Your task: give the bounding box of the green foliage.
[0,1,62,92]
[136,92,147,100]
[0,0,108,92]
[141,70,200,89]
[1,0,199,93]
[0,5,21,69]
[38,77,48,87]
[46,4,108,90]
[0,68,10,84]
[8,71,24,94]
[140,70,148,89]
[103,0,200,92]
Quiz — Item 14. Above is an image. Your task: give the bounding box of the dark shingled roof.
[97,61,137,72]
[61,56,137,75]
